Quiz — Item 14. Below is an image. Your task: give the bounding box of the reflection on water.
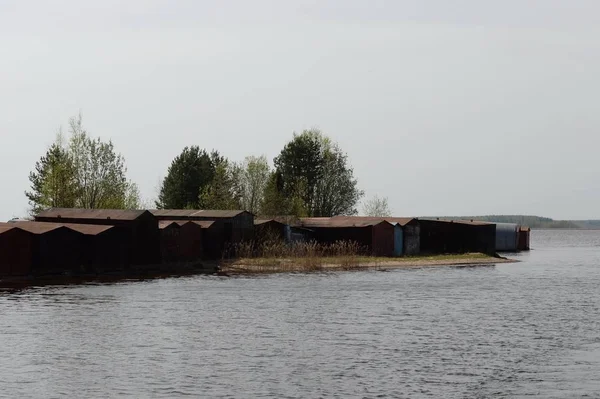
[1,230,600,398]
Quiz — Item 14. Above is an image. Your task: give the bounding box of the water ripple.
[1,230,600,397]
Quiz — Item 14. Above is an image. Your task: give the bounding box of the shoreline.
[223,253,517,274]
[0,255,517,288]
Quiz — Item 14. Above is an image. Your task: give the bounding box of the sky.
[1,0,599,221]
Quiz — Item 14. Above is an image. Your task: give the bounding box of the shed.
[331,216,421,256]
[188,220,222,259]
[150,210,254,241]
[158,221,204,262]
[14,221,128,273]
[177,221,204,261]
[495,223,519,252]
[300,217,395,257]
[257,216,313,243]
[0,224,34,277]
[518,226,531,251]
[35,208,161,266]
[418,219,496,255]
[254,219,287,242]
[11,222,86,275]
[150,210,254,258]
[159,221,182,263]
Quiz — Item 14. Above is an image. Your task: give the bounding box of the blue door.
[393,224,403,256]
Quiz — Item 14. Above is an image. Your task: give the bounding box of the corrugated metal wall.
[419,220,496,255]
[517,227,530,251]
[403,221,421,256]
[371,223,395,257]
[495,223,519,251]
[393,224,403,256]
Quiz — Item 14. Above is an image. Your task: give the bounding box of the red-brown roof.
[419,218,495,226]
[36,208,148,221]
[0,224,17,235]
[300,217,393,228]
[158,220,214,229]
[6,222,65,234]
[150,209,249,218]
[187,221,215,228]
[159,221,181,230]
[254,219,286,226]
[332,216,416,226]
[12,221,113,235]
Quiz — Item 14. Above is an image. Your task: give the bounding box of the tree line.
[156,129,364,216]
[27,115,380,217]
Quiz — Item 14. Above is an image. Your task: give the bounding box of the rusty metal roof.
[332,216,416,226]
[12,221,113,235]
[255,219,286,226]
[0,224,17,235]
[158,220,214,229]
[418,218,495,226]
[188,221,215,228]
[150,209,249,219]
[7,222,66,234]
[300,217,393,228]
[36,208,148,221]
[159,221,181,230]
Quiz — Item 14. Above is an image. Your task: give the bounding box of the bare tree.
[362,195,391,217]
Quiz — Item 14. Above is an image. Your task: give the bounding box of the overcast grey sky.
[1,0,599,221]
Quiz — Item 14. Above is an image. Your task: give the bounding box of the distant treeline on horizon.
[429,215,600,230]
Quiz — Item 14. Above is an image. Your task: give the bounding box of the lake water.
[1,230,600,398]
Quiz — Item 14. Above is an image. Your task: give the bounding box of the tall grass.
[222,236,368,273]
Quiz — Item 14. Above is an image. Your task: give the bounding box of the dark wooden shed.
[177,221,204,261]
[0,224,34,277]
[35,208,161,266]
[254,219,287,242]
[11,222,86,275]
[158,220,205,263]
[159,221,182,263]
[14,221,128,273]
[518,226,531,251]
[300,217,395,257]
[330,216,421,256]
[418,219,496,255]
[150,210,254,258]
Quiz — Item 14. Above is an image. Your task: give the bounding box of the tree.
[25,114,139,214]
[313,142,363,216]
[199,159,242,210]
[259,171,307,217]
[156,146,215,209]
[238,155,270,214]
[274,130,324,214]
[25,140,78,216]
[362,195,392,217]
[273,129,362,217]
[68,114,134,209]
[124,182,142,210]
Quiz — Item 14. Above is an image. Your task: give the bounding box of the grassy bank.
[222,253,514,274]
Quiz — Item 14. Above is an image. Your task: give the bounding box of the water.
[1,230,600,398]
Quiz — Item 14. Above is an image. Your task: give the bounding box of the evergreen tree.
[25,141,77,216]
[273,129,362,217]
[156,146,214,209]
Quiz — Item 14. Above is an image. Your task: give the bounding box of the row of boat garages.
[0,208,530,278]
